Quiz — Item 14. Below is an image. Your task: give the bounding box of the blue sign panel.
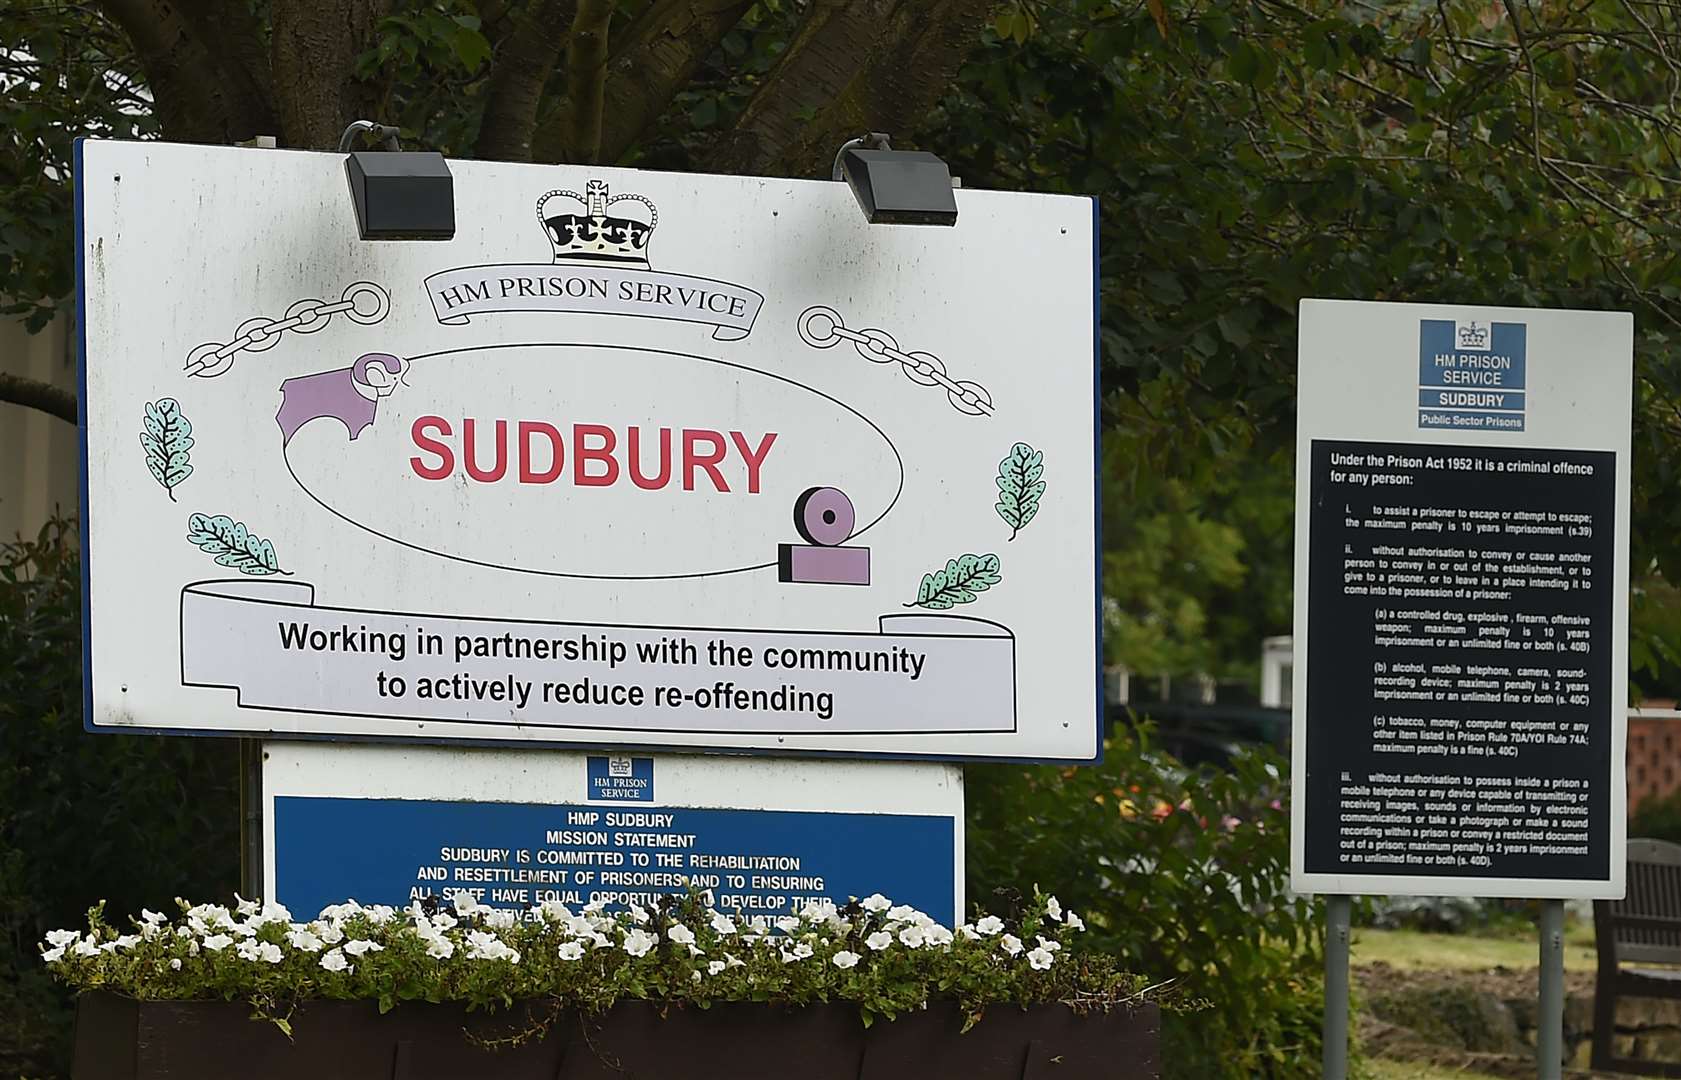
[273,796,955,925]
[587,755,654,802]
[1418,318,1527,430]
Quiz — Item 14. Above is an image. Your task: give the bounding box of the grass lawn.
[1365,1060,1509,1080]
[1352,923,1597,972]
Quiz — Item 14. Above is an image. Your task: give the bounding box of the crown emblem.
[1455,321,1490,350]
[537,181,658,269]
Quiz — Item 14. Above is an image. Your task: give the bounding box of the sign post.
[1292,300,1632,1078]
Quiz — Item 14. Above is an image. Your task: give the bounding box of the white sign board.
[263,743,963,923]
[76,140,1099,761]
[1292,299,1631,899]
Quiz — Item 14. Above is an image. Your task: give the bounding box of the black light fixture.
[831,133,958,226]
[341,120,455,241]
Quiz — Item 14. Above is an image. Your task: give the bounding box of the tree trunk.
[271,0,391,150]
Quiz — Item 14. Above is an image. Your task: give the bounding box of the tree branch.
[95,0,277,142]
[530,0,755,165]
[706,0,1001,177]
[0,373,77,426]
[562,0,614,162]
[476,0,576,161]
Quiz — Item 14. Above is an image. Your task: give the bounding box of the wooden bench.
[1594,837,1681,1076]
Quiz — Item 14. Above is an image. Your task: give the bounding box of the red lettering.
[409,416,453,480]
[519,421,563,484]
[628,427,672,490]
[463,418,508,482]
[730,431,777,494]
[573,424,619,487]
[683,429,729,492]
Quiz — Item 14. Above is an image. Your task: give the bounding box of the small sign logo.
[587,755,654,802]
[1455,321,1490,351]
[608,755,633,778]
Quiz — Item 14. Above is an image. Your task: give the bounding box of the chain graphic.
[183,282,391,378]
[797,305,994,417]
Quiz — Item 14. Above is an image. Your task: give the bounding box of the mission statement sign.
[1292,300,1631,899]
[76,140,1099,762]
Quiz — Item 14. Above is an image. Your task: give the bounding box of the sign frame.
[1290,298,1632,900]
[73,138,1105,765]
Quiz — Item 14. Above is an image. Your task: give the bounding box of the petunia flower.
[974,915,1004,936]
[201,934,233,952]
[860,894,891,913]
[557,941,585,961]
[668,924,696,946]
[832,950,860,969]
[710,912,737,936]
[865,931,894,951]
[319,948,350,973]
[1000,934,1023,957]
[622,928,656,958]
[343,939,384,957]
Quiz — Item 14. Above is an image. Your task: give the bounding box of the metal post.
[239,739,263,899]
[1538,899,1565,1080]
[1324,894,1352,1080]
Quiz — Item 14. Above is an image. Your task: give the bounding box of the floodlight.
[341,120,455,241]
[831,133,958,226]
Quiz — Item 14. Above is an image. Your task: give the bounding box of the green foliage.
[141,399,194,501]
[909,553,1001,610]
[1631,786,1681,846]
[186,513,285,576]
[42,890,1157,1034]
[931,0,1681,681]
[994,442,1046,541]
[967,728,1324,1079]
[0,522,239,1077]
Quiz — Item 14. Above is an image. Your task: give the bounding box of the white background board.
[77,140,1099,761]
[1292,299,1631,899]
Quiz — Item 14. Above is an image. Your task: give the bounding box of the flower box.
[72,991,1160,1079]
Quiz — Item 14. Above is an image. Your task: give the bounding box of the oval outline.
[283,342,905,580]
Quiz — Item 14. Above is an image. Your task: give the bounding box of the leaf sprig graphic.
[908,553,1002,610]
[141,398,194,501]
[994,441,1044,540]
[187,513,288,576]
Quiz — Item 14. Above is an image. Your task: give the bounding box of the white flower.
[234,894,261,918]
[1000,934,1023,957]
[687,942,705,957]
[629,903,650,924]
[924,925,954,948]
[897,925,926,949]
[774,915,801,934]
[582,899,607,914]
[539,900,572,922]
[452,892,482,915]
[1065,911,1086,932]
[139,910,167,938]
[286,928,325,953]
[364,905,395,925]
[464,930,519,963]
[1027,947,1054,971]
[558,941,585,961]
[690,969,703,983]
[40,946,66,963]
[314,921,345,945]
[252,902,292,927]
[484,908,518,930]
[343,939,384,957]
[1045,896,1063,922]
[668,924,696,946]
[319,948,350,973]
[169,958,182,970]
[710,912,737,936]
[1035,936,1061,953]
[238,940,283,964]
[865,931,894,951]
[975,915,1005,936]
[589,931,612,949]
[429,912,457,932]
[792,942,813,960]
[958,924,981,941]
[886,905,917,923]
[201,934,233,952]
[860,894,891,913]
[45,929,79,948]
[832,950,860,969]
[707,959,727,975]
[425,936,455,960]
[622,928,657,958]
